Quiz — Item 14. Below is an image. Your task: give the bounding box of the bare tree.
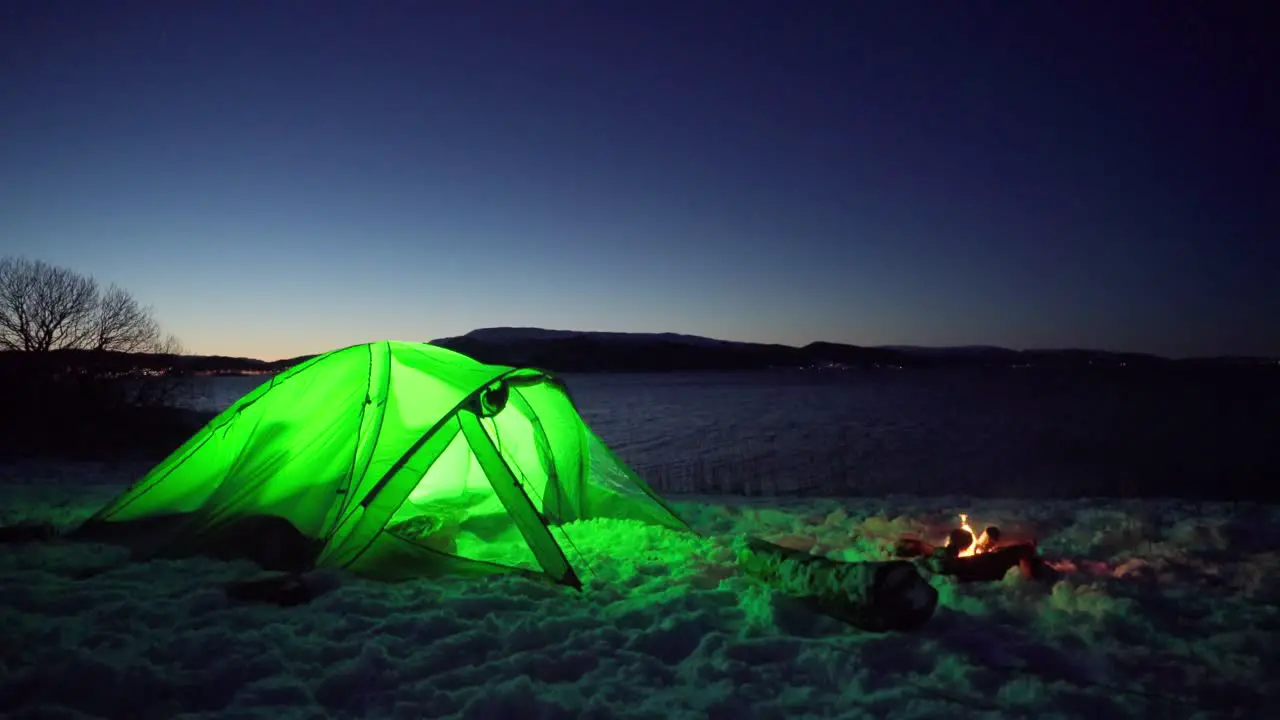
[0,256,178,354]
[91,284,161,353]
[155,332,184,356]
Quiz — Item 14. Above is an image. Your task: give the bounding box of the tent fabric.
[79,341,692,587]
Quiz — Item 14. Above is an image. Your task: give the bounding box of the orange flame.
[956,513,989,558]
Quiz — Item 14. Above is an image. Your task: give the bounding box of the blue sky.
[2,1,1275,359]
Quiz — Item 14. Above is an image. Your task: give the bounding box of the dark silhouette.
[0,256,180,355]
[0,257,200,460]
[428,328,1276,374]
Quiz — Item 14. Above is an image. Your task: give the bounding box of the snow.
[2,461,1277,719]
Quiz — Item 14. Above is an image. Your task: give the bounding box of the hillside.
[429,327,1184,373]
[0,348,309,377]
[2,330,1272,376]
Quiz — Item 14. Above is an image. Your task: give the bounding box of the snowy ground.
[2,461,1278,719]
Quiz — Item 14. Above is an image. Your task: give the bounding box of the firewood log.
[737,537,938,632]
[0,521,58,543]
[941,543,1056,582]
[224,570,343,606]
[892,537,933,558]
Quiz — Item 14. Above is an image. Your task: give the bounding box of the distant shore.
[2,328,1275,377]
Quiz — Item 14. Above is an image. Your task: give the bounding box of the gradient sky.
[2,1,1275,360]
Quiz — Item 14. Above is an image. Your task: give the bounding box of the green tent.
[76,341,691,587]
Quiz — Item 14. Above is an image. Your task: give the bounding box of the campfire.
[950,513,995,558]
[896,512,1057,583]
[736,510,1061,635]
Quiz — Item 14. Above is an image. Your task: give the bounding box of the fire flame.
[956,513,989,558]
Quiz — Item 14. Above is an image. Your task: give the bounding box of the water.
[176,368,1280,501]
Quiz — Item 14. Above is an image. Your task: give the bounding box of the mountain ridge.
[427,327,1274,373]
[3,327,1273,375]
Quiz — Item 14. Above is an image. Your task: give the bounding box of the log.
[941,543,1058,583]
[891,522,1058,584]
[0,521,59,544]
[892,536,933,559]
[225,573,315,606]
[737,537,938,632]
[224,570,343,607]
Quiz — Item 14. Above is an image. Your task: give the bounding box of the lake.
[177,368,1280,502]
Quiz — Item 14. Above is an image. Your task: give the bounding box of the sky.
[1,1,1275,360]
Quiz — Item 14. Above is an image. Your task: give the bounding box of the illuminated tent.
[75,341,691,587]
